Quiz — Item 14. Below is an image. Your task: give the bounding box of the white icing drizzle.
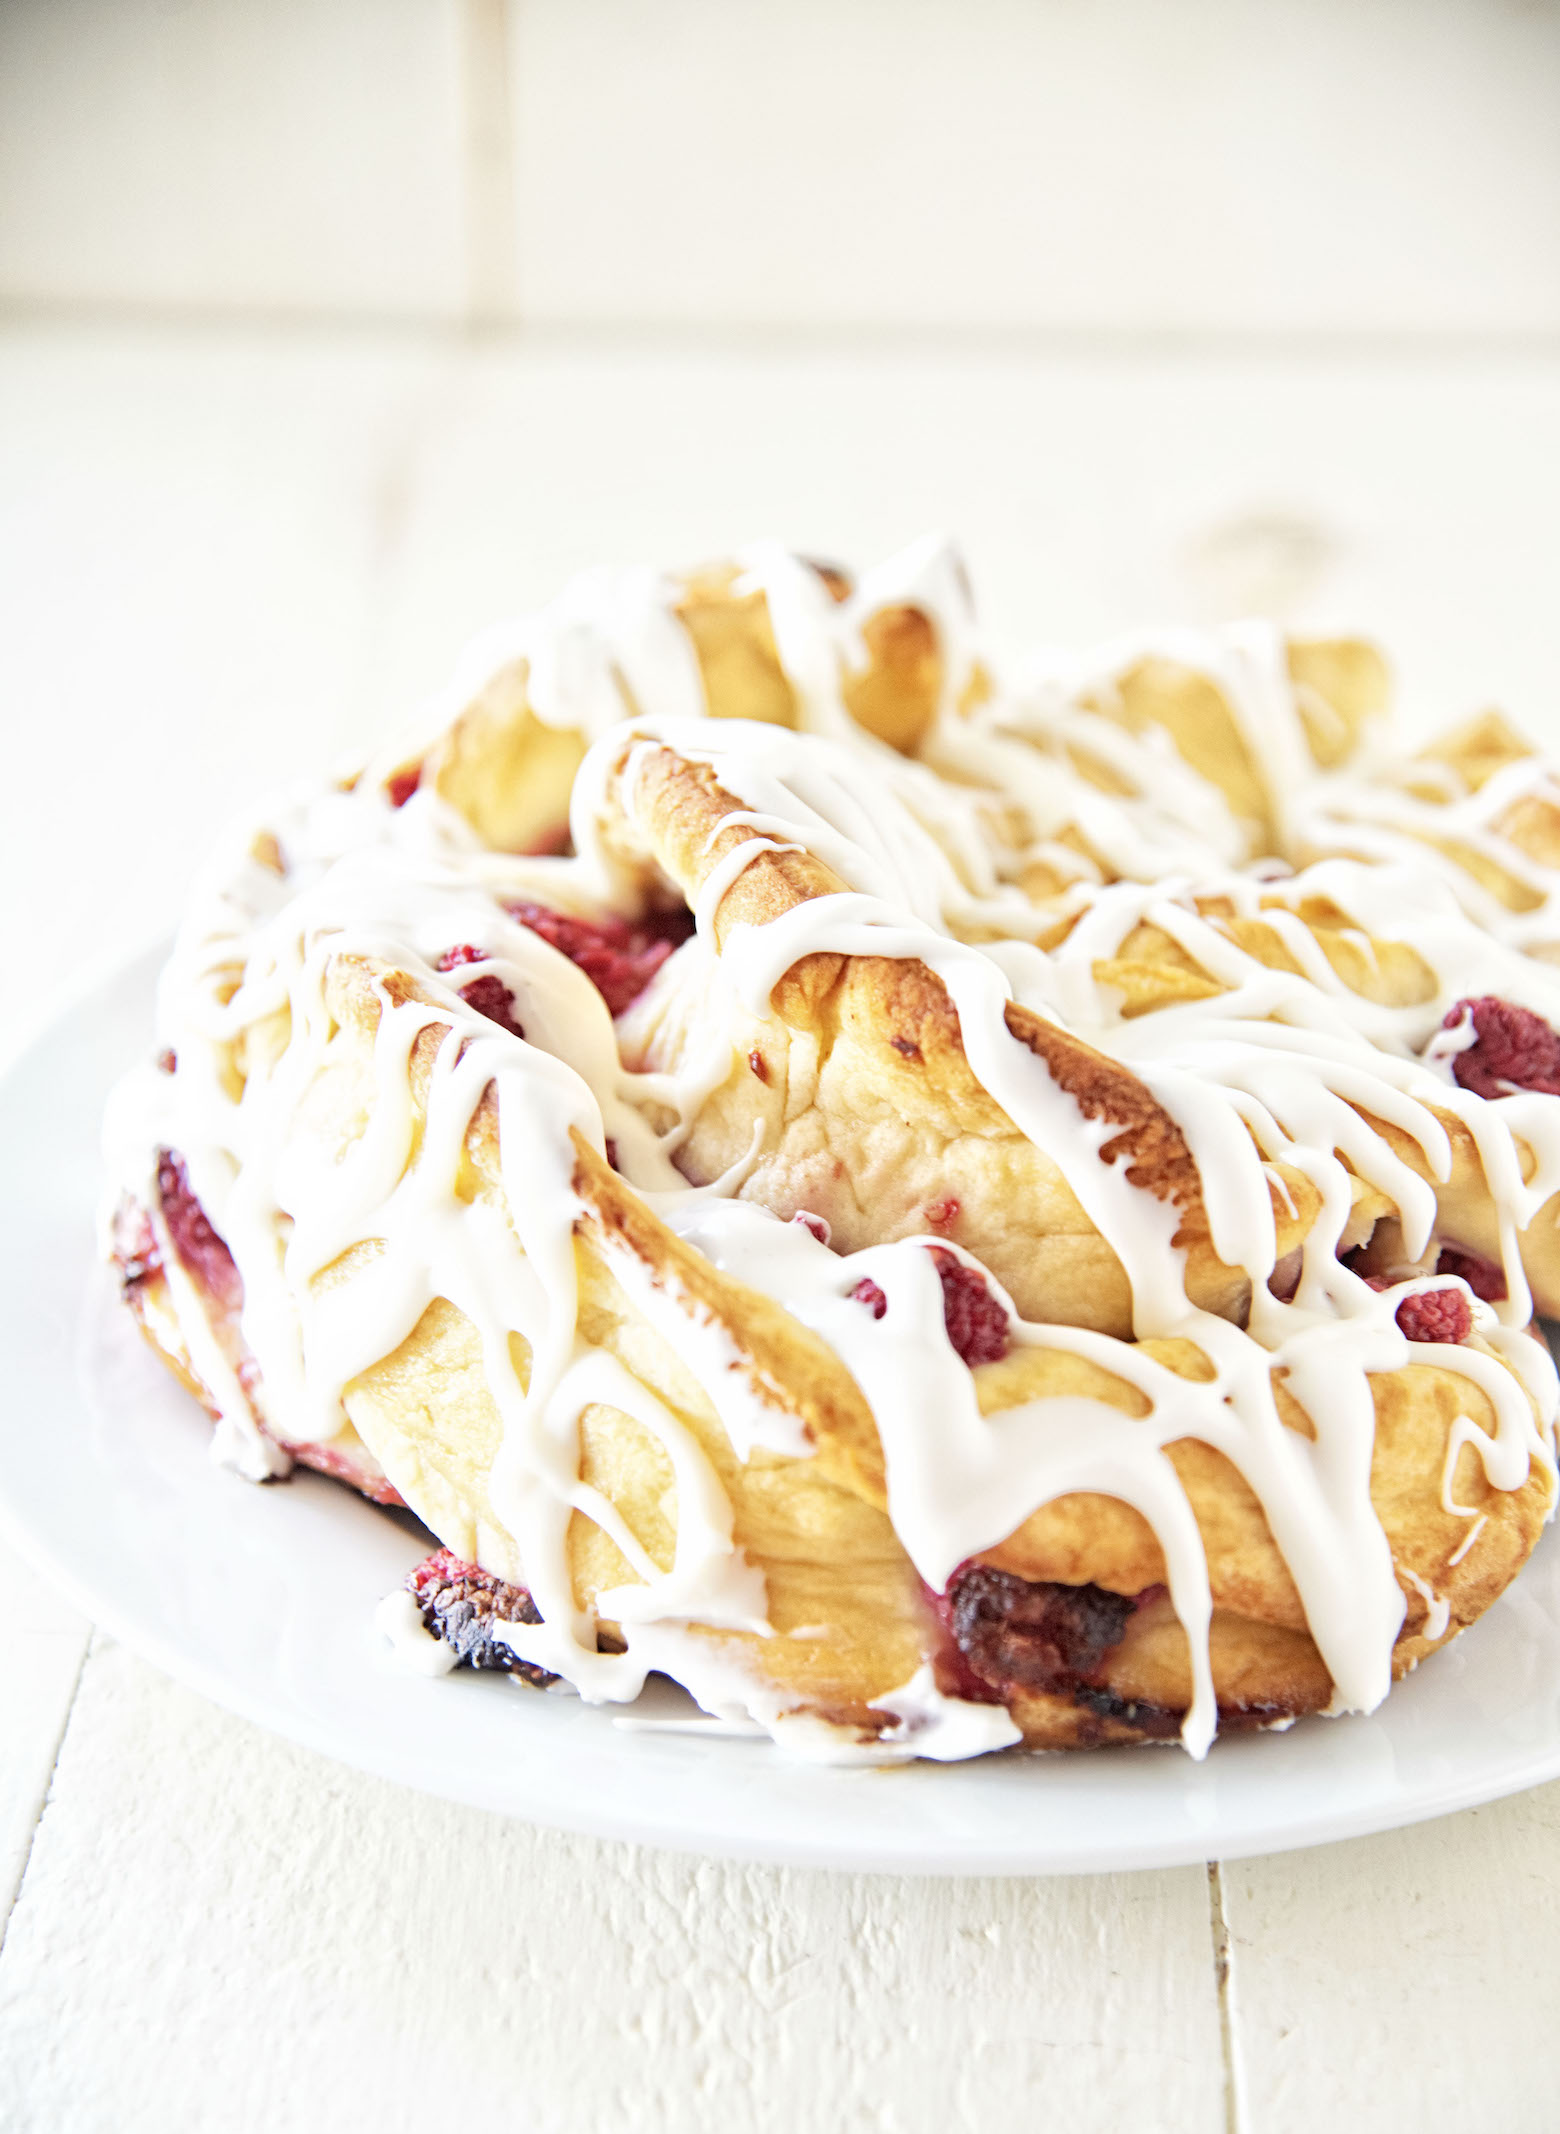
[1297,747,1560,954]
[1447,1517,1488,1569]
[376,1589,458,1676]
[102,535,1560,1765]
[613,1647,1020,1764]
[1399,1566,1451,1645]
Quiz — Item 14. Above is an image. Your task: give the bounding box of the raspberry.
[792,1210,831,1245]
[1443,996,1560,1100]
[386,766,420,808]
[156,1150,241,1312]
[507,900,693,1017]
[1436,1241,1507,1303]
[436,945,525,1041]
[849,1251,1009,1365]
[1366,1273,1475,1343]
[457,975,525,1038]
[1394,1287,1474,1345]
[930,1247,1009,1365]
[407,1548,555,1684]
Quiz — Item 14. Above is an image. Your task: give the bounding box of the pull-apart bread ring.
[103,537,1560,1764]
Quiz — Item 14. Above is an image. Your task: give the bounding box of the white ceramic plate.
[6,950,1560,1875]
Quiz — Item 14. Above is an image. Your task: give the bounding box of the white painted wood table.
[2,323,1559,2132]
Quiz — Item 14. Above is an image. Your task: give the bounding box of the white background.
[2,5,1560,2127]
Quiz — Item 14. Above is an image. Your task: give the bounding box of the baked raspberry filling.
[929,1564,1177,1736]
[942,1565,1132,1693]
[1442,995,1560,1099]
[506,901,693,1017]
[407,1548,555,1684]
[386,766,421,808]
[1436,1241,1507,1303]
[157,1150,241,1312]
[436,945,526,1040]
[849,1250,1010,1366]
[930,1247,1009,1365]
[934,1565,1306,1736]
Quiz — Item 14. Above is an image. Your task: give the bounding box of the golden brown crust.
[1084,636,1389,850]
[972,1339,1549,1633]
[611,738,1305,1332]
[427,556,963,852]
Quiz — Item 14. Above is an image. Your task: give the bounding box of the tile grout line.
[0,1631,94,1963]
[1207,1860,1248,2134]
[460,0,520,326]
[4,300,1559,366]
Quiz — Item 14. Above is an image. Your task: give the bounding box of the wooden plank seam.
[1208,1860,1249,2134]
[0,1630,93,1959]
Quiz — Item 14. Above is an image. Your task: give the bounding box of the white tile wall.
[0,0,1557,333]
[0,0,470,318]
[510,0,1560,335]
